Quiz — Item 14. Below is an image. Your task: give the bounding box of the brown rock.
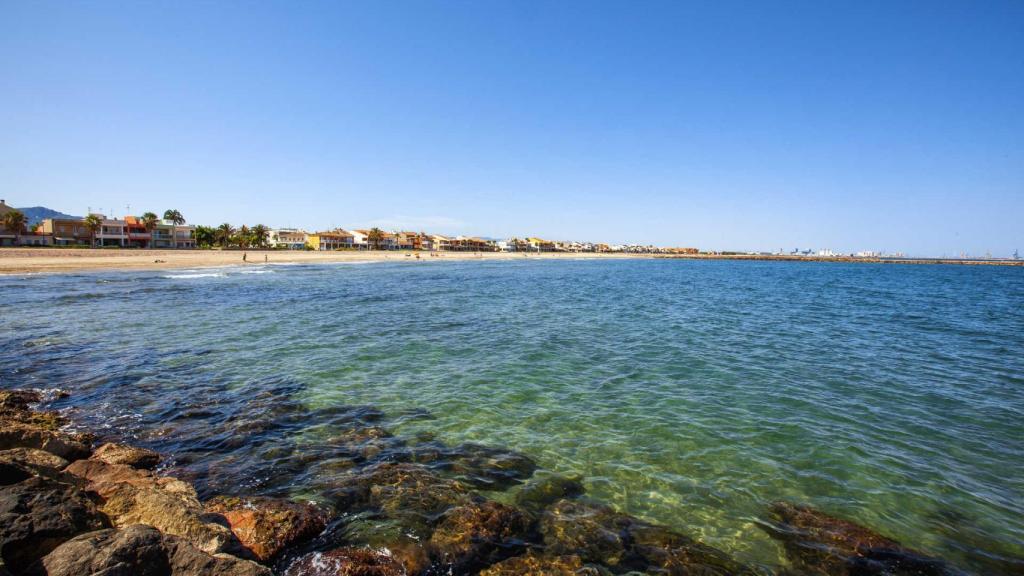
[338,517,432,575]
[328,463,471,537]
[480,552,603,575]
[28,524,272,576]
[764,502,965,576]
[203,495,329,563]
[539,499,631,566]
[65,459,236,555]
[91,442,161,470]
[0,475,110,572]
[628,522,759,575]
[429,499,532,571]
[0,448,70,486]
[281,547,405,576]
[0,423,92,461]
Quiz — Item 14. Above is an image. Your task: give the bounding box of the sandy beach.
[0,248,652,275]
[2,248,1021,275]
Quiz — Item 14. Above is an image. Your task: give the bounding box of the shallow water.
[1,259,1022,573]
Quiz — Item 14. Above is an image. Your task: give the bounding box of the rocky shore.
[1,389,973,575]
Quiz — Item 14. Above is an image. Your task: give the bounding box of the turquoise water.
[1,259,1022,573]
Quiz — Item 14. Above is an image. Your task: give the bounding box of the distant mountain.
[17,206,81,226]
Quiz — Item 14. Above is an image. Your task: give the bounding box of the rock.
[91,442,162,470]
[480,552,606,575]
[0,475,110,572]
[515,473,585,512]
[281,547,405,576]
[539,498,755,575]
[65,459,237,555]
[628,522,759,575]
[0,448,69,485]
[0,423,92,461]
[429,499,533,571]
[410,442,537,490]
[0,390,42,413]
[28,524,272,576]
[328,426,399,462]
[327,463,471,537]
[333,516,432,575]
[539,499,631,567]
[764,502,966,576]
[204,495,330,563]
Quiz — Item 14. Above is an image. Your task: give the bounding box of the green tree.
[251,224,269,249]
[163,209,185,225]
[2,210,27,243]
[83,214,103,247]
[141,212,159,247]
[367,227,385,250]
[193,225,216,248]
[237,225,251,249]
[216,223,235,248]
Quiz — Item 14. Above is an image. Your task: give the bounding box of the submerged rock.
[204,495,330,563]
[331,516,432,575]
[628,522,759,575]
[764,501,967,576]
[410,442,537,490]
[480,552,607,575]
[0,475,110,572]
[429,499,533,571]
[28,524,271,576]
[65,459,237,555]
[282,547,405,576]
[91,442,162,470]
[541,499,758,575]
[515,473,585,512]
[540,499,632,566]
[327,462,472,537]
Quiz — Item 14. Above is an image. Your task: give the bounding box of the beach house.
[269,228,309,250]
[307,230,353,251]
[95,216,127,247]
[430,234,451,251]
[123,216,151,248]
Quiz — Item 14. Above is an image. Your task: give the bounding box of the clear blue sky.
[2,1,1021,256]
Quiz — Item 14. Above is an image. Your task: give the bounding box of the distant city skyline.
[2,1,1022,257]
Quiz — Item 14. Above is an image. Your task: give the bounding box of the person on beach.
[264,254,268,263]
[242,252,247,262]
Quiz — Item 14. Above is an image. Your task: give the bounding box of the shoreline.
[1,388,984,576]
[1,247,1021,275]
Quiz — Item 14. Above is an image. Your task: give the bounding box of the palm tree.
[163,210,185,225]
[216,223,235,248]
[83,214,103,247]
[141,212,159,248]
[237,225,251,249]
[2,210,27,244]
[367,227,385,250]
[251,224,269,249]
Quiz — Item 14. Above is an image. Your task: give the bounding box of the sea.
[1,258,1021,574]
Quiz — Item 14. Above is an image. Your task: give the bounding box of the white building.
[269,228,308,250]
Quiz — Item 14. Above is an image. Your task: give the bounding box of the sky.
[1,1,1021,256]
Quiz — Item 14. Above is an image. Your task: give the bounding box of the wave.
[162,272,227,279]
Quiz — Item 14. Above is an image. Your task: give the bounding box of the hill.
[16,206,81,226]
